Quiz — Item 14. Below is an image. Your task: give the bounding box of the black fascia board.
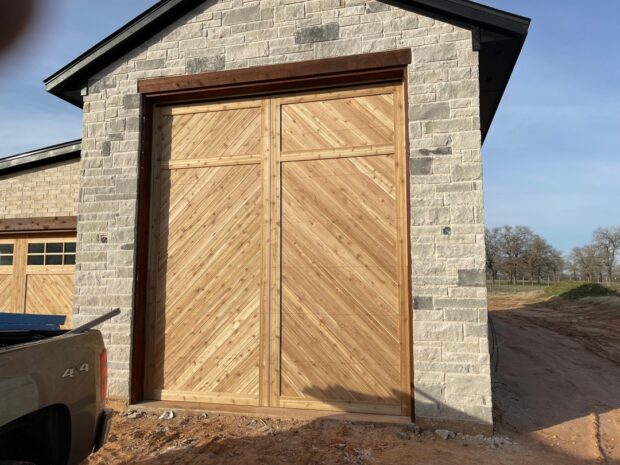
[0,140,82,176]
[479,33,527,142]
[401,0,530,37]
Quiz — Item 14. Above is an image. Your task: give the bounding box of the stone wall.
[0,159,80,219]
[78,0,491,430]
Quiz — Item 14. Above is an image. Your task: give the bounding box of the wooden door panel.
[0,274,14,312]
[0,238,17,312]
[146,98,265,406]
[148,164,262,404]
[280,156,398,273]
[158,104,262,164]
[25,274,74,328]
[280,92,395,153]
[280,155,403,414]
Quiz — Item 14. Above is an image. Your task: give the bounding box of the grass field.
[488,280,620,297]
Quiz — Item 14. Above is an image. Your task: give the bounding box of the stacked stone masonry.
[0,159,80,219]
[79,0,491,428]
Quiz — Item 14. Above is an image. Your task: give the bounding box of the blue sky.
[0,0,618,253]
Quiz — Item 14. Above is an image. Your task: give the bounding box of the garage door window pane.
[0,244,14,254]
[45,255,63,265]
[65,243,76,253]
[0,243,13,266]
[64,254,76,265]
[28,255,45,265]
[28,243,44,253]
[46,243,63,253]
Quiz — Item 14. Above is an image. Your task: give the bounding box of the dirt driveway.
[490,291,620,464]
[87,292,620,465]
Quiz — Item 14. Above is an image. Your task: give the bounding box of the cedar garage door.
[145,84,411,416]
[0,234,76,328]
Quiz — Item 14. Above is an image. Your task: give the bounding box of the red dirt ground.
[86,291,620,465]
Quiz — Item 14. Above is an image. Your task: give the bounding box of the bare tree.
[565,254,580,280]
[524,234,564,283]
[549,249,565,281]
[525,234,547,283]
[485,227,501,283]
[570,245,602,282]
[499,225,533,284]
[593,227,620,283]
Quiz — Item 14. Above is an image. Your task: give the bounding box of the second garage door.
[0,234,76,327]
[145,84,411,416]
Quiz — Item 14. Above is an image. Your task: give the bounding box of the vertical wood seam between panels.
[269,97,282,407]
[259,98,271,407]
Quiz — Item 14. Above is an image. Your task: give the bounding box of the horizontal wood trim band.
[276,84,396,105]
[163,156,262,170]
[25,267,74,275]
[0,216,78,235]
[281,145,395,162]
[278,397,403,416]
[138,49,412,95]
[153,389,259,406]
[141,68,407,105]
[161,99,263,115]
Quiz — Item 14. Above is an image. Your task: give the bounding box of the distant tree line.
[567,227,620,283]
[485,225,620,284]
[485,226,563,284]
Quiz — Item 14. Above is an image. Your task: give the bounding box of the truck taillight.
[100,349,108,401]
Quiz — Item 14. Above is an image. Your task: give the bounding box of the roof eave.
[478,29,528,142]
[401,0,530,36]
[0,140,82,176]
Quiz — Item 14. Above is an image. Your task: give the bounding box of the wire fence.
[487,279,620,294]
[487,281,550,294]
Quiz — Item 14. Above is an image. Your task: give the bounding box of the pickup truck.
[0,310,119,465]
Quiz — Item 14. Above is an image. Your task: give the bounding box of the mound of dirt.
[577,295,620,306]
[544,282,619,300]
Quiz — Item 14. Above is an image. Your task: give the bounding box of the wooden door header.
[0,216,78,236]
[137,49,411,103]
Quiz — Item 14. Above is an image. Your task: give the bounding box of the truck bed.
[0,329,65,349]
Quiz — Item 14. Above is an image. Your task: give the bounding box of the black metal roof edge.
[0,140,82,176]
[404,0,530,36]
[44,0,207,103]
[480,34,527,143]
[44,0,530,107]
